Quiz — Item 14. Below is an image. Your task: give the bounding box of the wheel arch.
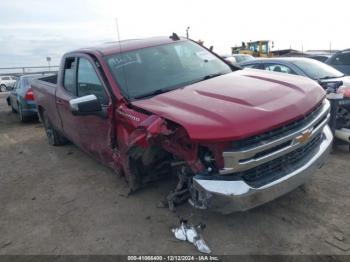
[37,105,45,122]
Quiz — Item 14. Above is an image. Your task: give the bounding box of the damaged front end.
[116,107,220,211]
[117,99,333,214]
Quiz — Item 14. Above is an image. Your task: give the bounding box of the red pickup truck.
[32,36,333,213]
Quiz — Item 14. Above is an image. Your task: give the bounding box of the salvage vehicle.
[240,57,350,144]
[31,35,333,214]
[6,74,43,122]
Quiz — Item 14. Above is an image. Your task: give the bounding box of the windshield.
[105,40,232,99]
[292,59,344,80]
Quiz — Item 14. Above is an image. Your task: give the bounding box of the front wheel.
[0,85,6,92]
[42,110,68,146]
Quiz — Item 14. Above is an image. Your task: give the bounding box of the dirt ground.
[0,92,349,255]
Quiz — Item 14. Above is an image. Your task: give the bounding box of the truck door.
[55,55,114,166]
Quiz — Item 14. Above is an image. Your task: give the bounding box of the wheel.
[42,110,68,146]
[0,85,6,92]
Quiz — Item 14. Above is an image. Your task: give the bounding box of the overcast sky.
[0,0,349,67]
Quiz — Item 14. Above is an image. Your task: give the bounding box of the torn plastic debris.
[171,219,211,254]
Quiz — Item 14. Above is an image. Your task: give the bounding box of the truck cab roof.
[72,36,187,57]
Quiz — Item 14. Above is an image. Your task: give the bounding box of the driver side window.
[77,58,109,105]
[63,57,77,95]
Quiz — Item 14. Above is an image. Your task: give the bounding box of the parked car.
[240,57,350,136]
[326,49,350,75]
[6,74,42,121]
[32,36,332,214]
[0,75,17,92]
[221,54,255,65]
[240,57,350,86]
[307,54,331,63]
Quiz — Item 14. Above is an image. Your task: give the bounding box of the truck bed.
[31,75,62,131]
[39,74,58,85]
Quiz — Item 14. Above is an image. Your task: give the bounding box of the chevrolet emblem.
[295,129,313,144]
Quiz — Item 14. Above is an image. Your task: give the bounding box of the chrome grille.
[241,133,323,188]
[220,99,330,175]
[232,101,324,150]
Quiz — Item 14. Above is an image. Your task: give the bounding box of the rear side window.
[63,58,77,94]
[77,58,108,105]
[2,76,10,80]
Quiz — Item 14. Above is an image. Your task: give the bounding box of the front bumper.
[192,125,333,214]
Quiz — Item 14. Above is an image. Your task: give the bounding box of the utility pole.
[330,42,332,54]
[186,26,190,39]
[46,57,51,71]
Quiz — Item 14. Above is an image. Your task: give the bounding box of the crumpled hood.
[132,69,325,141]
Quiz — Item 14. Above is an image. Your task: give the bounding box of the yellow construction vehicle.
[232,40,274,57]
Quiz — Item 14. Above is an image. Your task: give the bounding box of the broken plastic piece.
[194,238,211,254]
[172,227,187,241]
[185,225,197,243]
[171,220,211,254]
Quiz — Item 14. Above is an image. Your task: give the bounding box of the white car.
[0,76,17,92]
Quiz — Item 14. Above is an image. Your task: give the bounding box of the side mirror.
[69,94,102,116]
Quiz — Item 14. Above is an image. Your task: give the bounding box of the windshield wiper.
[133,73,227,99]
[202,73,223,80]
[133,88,171,100]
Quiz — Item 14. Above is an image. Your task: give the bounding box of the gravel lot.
[0,92,349,255]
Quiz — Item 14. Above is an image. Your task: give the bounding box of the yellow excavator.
[232,40,274,57]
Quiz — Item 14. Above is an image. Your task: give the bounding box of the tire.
[0,85,6,92]
[42,110,68,146]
